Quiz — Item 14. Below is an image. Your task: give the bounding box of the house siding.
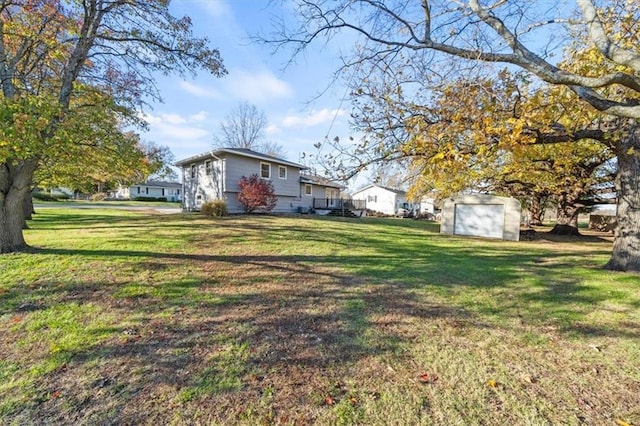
[180,151,307,214]
[182,158,224,210]
[221,154,302,213]
[126,184,181,202]
[353,186,402,215]
[225,193,301,214]
[223,154,300,196]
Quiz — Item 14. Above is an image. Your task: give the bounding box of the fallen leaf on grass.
[487,379,497,388]
[615,419,631,426]
[51,390,62,399]
[419,373,439,384]
[324,396,335,406]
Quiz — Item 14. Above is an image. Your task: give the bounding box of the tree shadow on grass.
[2,260,479,424]
[4,236,640,423]
[26,243,638,339]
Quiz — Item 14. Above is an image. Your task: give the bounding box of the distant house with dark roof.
[175,148,345,214]
[113,181,182,202]
[351,184,415,216]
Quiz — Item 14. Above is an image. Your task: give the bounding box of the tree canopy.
[274,0,640,271]
[1,0,226,253]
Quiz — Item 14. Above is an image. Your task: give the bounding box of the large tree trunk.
[0,159,38,253]
[22,190,34,229]
[529,194,547,226]
[605,126,640,271]
[549,195,582,236]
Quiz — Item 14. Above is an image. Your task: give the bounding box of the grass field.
[1,209,638,425]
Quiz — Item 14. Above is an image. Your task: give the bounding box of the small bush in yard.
[238,174,277,214]
[91,192,107,201]
[32,192,59,201]
[201,199,228,217]
[133,196,168,202]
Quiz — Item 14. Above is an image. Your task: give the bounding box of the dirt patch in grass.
[1,213,639,425]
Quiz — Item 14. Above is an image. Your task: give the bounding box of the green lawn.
[33,199,181,208]
[1,209,638,425]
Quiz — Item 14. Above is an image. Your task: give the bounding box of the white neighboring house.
[113,181,182,202]
[175,148,343,214]
[419,196,436,215]
[352,184,417,216]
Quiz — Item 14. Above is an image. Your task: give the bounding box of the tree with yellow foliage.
[279,0,640,271]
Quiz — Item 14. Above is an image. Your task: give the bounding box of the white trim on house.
[278,165,287,180]
[176,148,345,214]
[260,162,271,179]
[304,184,312,196]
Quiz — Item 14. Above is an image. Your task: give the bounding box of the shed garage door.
[454,204,504,239]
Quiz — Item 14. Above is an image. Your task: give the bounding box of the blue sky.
[141,1,353,172]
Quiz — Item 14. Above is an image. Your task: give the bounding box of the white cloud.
[197,0,233,20]
[156,125,210,140]
[161,113,188,125]
[227,70,294,103]
[143,111,207,126]
[189,111,209,122]
[282,108,345,128]
[141,112,211,141]
[179,81,222,99]
[265,124,281,135]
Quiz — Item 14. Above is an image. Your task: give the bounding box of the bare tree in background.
[214,102,287,158]
[214,102,266,149]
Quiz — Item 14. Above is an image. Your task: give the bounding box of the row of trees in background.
[35,138,177,197]
[1,0,226,253]
[275,0,640,271]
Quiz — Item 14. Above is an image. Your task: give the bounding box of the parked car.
[395,202,417,218]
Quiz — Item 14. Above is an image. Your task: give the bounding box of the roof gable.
[300,173,344,189]
[352,184,406,196]
[135,181,181,189]
[175,148,306,169]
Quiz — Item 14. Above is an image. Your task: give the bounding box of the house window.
[278,166,287,179]
[176,189,180,195]
[260,162,271,179]
[367,195,377,202]
[304,184,312,196]
[205,160,212,175]
[137,187,140,194]
[145,187,149,194]
[190,164,196,179]
[162,189,165,196]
